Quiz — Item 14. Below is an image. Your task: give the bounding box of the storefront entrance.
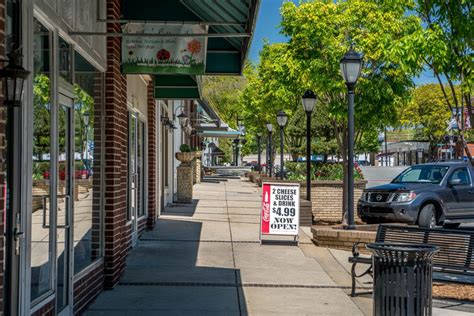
[128,112,146,246]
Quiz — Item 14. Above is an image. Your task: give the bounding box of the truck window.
[449,168,471,186]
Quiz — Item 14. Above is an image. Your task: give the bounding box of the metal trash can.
[367,243,439,316]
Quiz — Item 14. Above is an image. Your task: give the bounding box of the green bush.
[285,162,363,181]
[33,161,50,180]
[179,144,192,152]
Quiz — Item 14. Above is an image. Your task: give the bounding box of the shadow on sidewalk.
[86,217,248,314]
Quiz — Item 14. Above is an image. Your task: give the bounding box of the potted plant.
[193,147,202,158]
[175,144,195,164]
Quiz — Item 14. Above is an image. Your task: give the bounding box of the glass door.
[56,92,74,315]
[128,112,138,245]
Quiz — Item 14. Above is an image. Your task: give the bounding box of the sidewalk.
[84,177,364,315]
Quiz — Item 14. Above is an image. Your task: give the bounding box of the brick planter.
[311,225,377,254]
[262,178,313,227]
[253,178,366,224]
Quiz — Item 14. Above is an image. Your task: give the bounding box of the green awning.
[122,0,260,75]
[154,74,201,99]
[198,129,242,138]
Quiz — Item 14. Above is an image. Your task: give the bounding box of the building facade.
[0,0,258,315]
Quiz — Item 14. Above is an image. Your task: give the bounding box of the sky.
[248,0,436,85]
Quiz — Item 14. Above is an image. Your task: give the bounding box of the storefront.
[0,0,259,314]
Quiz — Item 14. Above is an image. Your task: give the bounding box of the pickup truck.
[358,161,474,228]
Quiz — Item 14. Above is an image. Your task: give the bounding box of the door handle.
[57,195,71,229]
[42,196,50,228]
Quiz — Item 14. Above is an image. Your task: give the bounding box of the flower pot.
[175,152,195,164]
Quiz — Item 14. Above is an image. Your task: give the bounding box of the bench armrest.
[352,242,367,258]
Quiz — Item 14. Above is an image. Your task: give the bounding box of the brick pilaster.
[103,0,129,288]
[0,0,6,313]
[147,82,157,229]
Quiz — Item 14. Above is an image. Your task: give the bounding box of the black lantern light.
[340,48,363,90]
[177,111,188,128]
[301,89,317,113]
[276,110,288,128]
[83,111,90,126]
[0,51,30,107]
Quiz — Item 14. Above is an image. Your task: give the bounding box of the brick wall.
[103,0,129,288]
[261,178,366,223]
[312,226,377,254]
[73,262,104,315]
[300,181,366,223]
[146,82,157,229]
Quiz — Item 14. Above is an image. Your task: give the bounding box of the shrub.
[285,161,363,181]
[179,144,191,152]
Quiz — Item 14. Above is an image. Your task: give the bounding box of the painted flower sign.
[121,23,208,75]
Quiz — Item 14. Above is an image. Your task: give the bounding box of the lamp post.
[83,112,90,160]
[301,90,317,201]
[266,122,273,177]
[276,111,288,179]
[340,47,362,229]
[232,140,237,166]
[256,132,262,173]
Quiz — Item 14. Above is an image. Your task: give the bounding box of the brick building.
[0,0,258,315]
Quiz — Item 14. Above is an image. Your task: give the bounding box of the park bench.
[349,225,474,297]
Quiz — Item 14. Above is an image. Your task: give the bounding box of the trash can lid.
[367,243,439,254]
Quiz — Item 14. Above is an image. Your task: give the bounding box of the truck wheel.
[443,223,461,229]
[418,204,437,228]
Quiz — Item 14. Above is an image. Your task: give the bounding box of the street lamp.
[83,112,90,160]
[256,132,262,173]
[276,110,288,180]
[231,140,237,166]
[266,122,273,177]
[340,47,363,229]
[0,51,30,107]
[301,90,317,201]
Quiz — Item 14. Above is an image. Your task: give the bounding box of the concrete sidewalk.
[85,178,364,315]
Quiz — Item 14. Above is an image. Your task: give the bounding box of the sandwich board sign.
[260,182,300,244]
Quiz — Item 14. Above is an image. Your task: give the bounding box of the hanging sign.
[121,23,208,75]
[260,182,300,237]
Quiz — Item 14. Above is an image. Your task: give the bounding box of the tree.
[33,74,51,160]
[280,0,417,223]
[399,84,454,158]
[393,0,473,160]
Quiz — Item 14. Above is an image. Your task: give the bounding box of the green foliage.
[33,74,51,159]
[399,84,453,154]
[391,0,473,158]
[33,161,49,180]
[279,0,415,151]
[285,162,363,181]
[179,144,192,152]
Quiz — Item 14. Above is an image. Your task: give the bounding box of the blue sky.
[248,0,435,85]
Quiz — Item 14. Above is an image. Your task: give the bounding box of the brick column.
[103,0,129,288]
[0,0,6,312]
[146,82,157,229]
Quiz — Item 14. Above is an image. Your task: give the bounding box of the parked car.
[358,161,474,228]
